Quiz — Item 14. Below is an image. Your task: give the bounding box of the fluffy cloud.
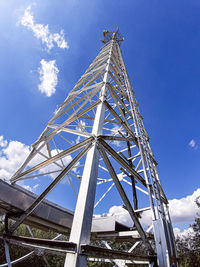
[0,136,39,192]
[19,5,69,51]
[38,148,72,179]
[110,124,124,147]
[53,105,60,115]
[173,227,195,239]
[75,120,86,132]
[107,205,132,226]
[38,59,59,97]
[104,188,200,228]
[75,120,86,144]
[0,136,75,190]
[0,136,8,147]
[169,188,200,223]
[18,180,39,193]
[140,188,200,225]
[33,184,39,190]
[189,139,197,149]
[0,136,30,182]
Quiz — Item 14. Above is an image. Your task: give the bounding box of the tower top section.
[101,28,124,46]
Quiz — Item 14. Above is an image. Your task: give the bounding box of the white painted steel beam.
[64,35,115,267]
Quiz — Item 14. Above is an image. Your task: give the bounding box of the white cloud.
[169,188,200,223]
[19,5,69,51]
[103,188,200,229]
[53,105,60,115]
[0,137,39,192]
[113,140,121,147]
[110,124,121,134]
[0,136,8,147]
[0,136,75,190]
[189,139,197,149]
[108,205,132,226]
[75,135,81,144]
[23,185,33,191]
[189,139,195,147]
[33,184,39,190]
[75,120,86,144]
[38,148,72,179]
[173,227,195,239]
[0,137,30,182]
[17,180,39,193]
[76,120,86,132]
[142,189,200,226]
[173,226,196,249]
[173,227,181,238]
[109,124,124,147]
[139,189,200,226]
[38,59,59,97]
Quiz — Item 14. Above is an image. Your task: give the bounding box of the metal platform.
[0,235,156,265]
[0,179,132,237]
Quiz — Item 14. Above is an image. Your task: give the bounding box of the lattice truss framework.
[5,30,177,266]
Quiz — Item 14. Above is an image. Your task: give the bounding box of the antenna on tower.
[101,28,124,45]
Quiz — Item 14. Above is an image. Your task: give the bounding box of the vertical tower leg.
[64,143,100,267]
[4,241,11,267]
[153,219,171,266]
[64,39,114,267]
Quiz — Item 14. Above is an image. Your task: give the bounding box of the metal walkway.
[0,179,140,239]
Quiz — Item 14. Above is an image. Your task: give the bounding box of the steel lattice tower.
[2,29,178,267]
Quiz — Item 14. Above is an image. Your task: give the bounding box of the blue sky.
[0,0,200,235]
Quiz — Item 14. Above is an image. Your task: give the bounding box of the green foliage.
[176,198,200,267]
[0,223,65,266]
[87,262,113,266]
